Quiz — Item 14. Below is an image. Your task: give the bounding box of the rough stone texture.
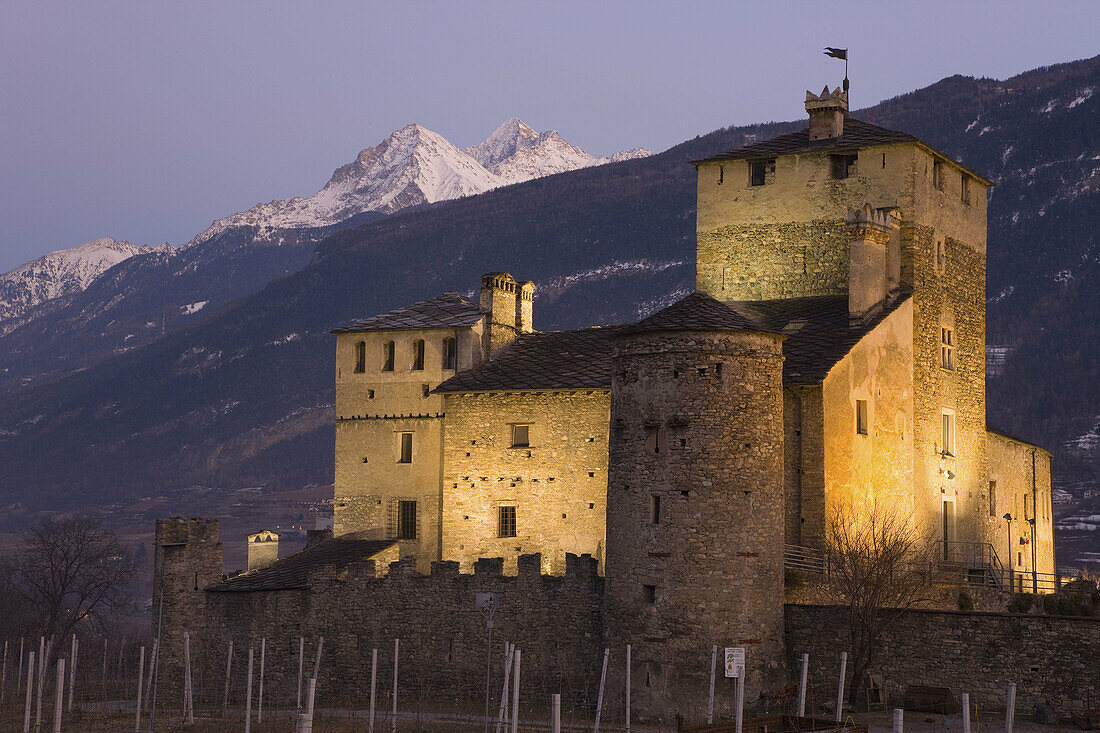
[785,604,1100,715]
[988,431,1055,584]
[441,389,609,574]
[154,524,603,709]
[604,329,786,722]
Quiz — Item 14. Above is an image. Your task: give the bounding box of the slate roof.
[434,290,912,393]
[434,327,620,393]
[725,291,912,384]
[693,118,992,185]
[207,537,397,592]
[987,425,1051,455]
[332,292,483,333]
[617,291,778,335]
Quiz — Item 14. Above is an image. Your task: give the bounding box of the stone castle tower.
[604,295,786,716]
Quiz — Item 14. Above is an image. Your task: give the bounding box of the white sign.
[724,647,745,678]
[475,592,500,609]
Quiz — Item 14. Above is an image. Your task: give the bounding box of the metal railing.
[784,544,827,574]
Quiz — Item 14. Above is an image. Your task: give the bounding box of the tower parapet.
[847,203,901,317]
[805,85,848,140]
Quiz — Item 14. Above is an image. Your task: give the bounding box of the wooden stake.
[893,708,903,733]
[495,643,515,733]
[369,648,378,733]
[17,637,24,695]
[511,648,521,733]
[625,644,631,733]
[245,646,254,733]
[312,636,324,684]
[797,653,809,718]
[2,639,8,707]
[135,647,144,733]
[552,693,561,733]
[1006,682,1016,733]
[296,677,317,733]
[52,658,64,733]
[297,636,304,711]
[735,668,745,733]
[223,640,234,711]
[183,632,194,724]
[35,636,45,730]
[258,638,266,723]
[22,651,34,733]
[68,634,77,711]
[391,638,399,733]
[594,648,609,733]
[962,692,971,733]
[707,645,717,725]
[836,651,847,723]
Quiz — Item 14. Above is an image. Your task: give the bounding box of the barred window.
[397,500,417,539]
[498,506,517,538]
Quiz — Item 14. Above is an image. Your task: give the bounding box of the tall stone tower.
[604,293,785,720]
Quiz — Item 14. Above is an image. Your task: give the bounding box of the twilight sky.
[1,0,1097,272]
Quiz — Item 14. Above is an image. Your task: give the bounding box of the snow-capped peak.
[0,237,168,322]
[466,117,541,170]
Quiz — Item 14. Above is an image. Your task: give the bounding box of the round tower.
[604,293,785,721]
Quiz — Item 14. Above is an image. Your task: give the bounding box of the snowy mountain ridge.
[0,237,168,324]
[193,119,651,243]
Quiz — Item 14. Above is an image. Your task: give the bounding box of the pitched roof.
[434,291,912,393]
[433,327,620,393]
[693,118,992,186]
[332,292,483,333]
[617,291,778,335]
[987,425,1051,455]
[725,291,912,384]
[207,536,397,592]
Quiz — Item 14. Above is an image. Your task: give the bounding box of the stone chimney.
[247,529,279,571]
[847,204,900,318]
[480,272,523,356]
[515,280,536,334]
[805,85,848,141]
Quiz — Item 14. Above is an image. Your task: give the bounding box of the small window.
[644,426,663,454]
[368,390,375,399]
[941,411,955,457]
[932,160,945,190]
[940,327,955,370]
[398,432,413,463]
[830,154,857,180]
[749,159,774,186]
[397,500,417,539]
[422,384,430,398]
[354,341,366,373]
[511,424,530,448]
[855,400,869,435]
[382,341,395,372]
[643,585,656,604]
[989,481,997,517]
[442,337,457,370]
[717,166,724,185]
[961,174,972,205]
[498,506,517,538]
[411,339,425,371]
[649,495,661,524]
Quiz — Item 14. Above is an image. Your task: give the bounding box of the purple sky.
[1,0,1097,271]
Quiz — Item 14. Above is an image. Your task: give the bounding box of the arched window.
[354,341,366,373]
[442,337,457,370]
[382,341,395,372]
[412,339,425,371]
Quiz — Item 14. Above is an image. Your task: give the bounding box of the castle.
[154,85,1061,718]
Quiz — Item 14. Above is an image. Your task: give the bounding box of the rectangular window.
[442,337,457,370]
[397,500,417,539]
[932,159,945,190]
[643,584,656,604]
[989,480,997,517]
[940,327,955,370]
[382,341,395,372]
[749,159,774,186]
[412,339,425,371]
[354,341,366,373]
[398,432,413,463]
[961,174,972,205]
[511,424,530,448]
[830,154,857,180]
[649,494,661,524]
[856,400,869,435]
[941,410,955,457]
[498,505,517,538]
[644,426,663,454]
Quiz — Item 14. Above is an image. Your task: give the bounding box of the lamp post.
[1003,513,1014,591]
[476,593,500,733]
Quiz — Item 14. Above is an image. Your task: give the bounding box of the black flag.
[824,47,848,60]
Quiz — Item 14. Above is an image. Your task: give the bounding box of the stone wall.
[157,549,604,710]
[785,603,1100,715]
[441,389,609,574]
[988,431,1055,582]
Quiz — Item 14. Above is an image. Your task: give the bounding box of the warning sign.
[724,647,745,678]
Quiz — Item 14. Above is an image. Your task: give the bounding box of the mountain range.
[0,58,1097,569]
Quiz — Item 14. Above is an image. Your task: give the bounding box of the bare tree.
[823,504,936,708]
[0,517,133,648]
